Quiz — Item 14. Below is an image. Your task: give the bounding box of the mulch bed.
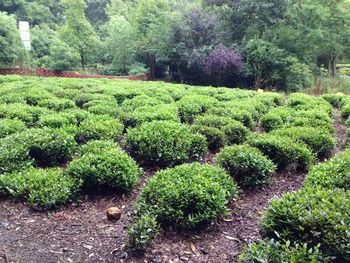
[0,110,347,263]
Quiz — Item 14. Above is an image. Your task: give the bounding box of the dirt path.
[333,109,348,154]
[1,110,346,263]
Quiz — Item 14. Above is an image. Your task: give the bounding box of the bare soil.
[0,111,347,263]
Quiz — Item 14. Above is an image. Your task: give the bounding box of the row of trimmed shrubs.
[241,149,350,262]
[0,140,142,209]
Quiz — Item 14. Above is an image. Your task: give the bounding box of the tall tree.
[0,11,27,67]
[60,0,100,69]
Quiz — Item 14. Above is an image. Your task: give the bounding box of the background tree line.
[1,0,350,92]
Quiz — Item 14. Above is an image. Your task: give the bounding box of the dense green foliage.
[128,163,238,250]
[125,121,207,166]
[3,0,350,89]
[67,147,140,191]
[0,167,80,209]
[261,188,350,262]
[216,145,276,188]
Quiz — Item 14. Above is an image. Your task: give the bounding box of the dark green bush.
[341,102,350,120]
[0,167,80,209]
[192,125,226,150]
[0,118,26,138]
[125,121,205,166]
[127,213,160,252]
[38,112,78,128]
[188,133,208,161]
[271,127,336,158]
[208,107,253,128]
[194,114,236,129]
[304,149,350,190]
[247,134,315,171]
[0,134,32,174]
[0,103,51,125]
[221,122,249,145]
[240,239,330,263]
[24,128,77,167]
[290,116,334,133]
[261,188,350,262]
[176,95,219,123]
[67,148,140,191]
[216,145,275,188]
[76,115,123,143]
[132,163,237,239]
[260,113,284,132]
[125,105,179,127]
[37,98,76,111]
[76,140,117,156]
[322,94,346,108]
[121,95,163,111]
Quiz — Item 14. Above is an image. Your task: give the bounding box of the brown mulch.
[0,110,347,263]
[0,168,305,263]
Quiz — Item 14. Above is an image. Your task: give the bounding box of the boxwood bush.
[216,145,276,188]
[271,127,336,158]
[322,94,346,108]
[247,134,315,171]
[261,188,350,262]
[67,147,141,191]
[0,167,80,209]
[0,118,26,138]
[240,239,329,263]
[304,149,350,190]
[76,115,123,143]
[37,98,76,111]
[128,163,238,250]
[207,107,253,128]
[221,122,249,145]
[125,121,206,166]
[24,128,77,167]
[192,125,226,150]
[38,112,78,128]
[76,140,117,156]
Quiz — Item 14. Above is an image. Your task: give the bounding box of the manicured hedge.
[271,127,336,158]
[304,149,350,190]
[125,121,206,166]
[0,118,26,138]
[128,163,238,250]
[247,134,315,171]
[261,188,350,262]
[0,167,80,209]
[240,239,329,263]
[67,147,141,191]
[216,145,276,188]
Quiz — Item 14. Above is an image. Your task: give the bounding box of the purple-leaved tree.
[204,44,244,87]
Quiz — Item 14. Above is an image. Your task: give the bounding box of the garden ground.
[0,111,346,263]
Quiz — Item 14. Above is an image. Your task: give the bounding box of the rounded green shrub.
[216,145,275,188]
[194,114,235,129]
[76,115,123,143]
[37,98,76,111]
[304,149,350,190]
[176,95,219,123]
[247,134,315,171]
[134,163,238,229]
[261,188,350,262]
[24,128,77,167]
[38,112,78,128]
[260,113,284,132]
[208,107,253,128]
[322,94,346,108]
[271,127,336,158]
[0,167,80,209]
[67,148,141,191]
[121,95,163,111]
[76,140,117,156]
[0,134,32,174]
[240,239,329,263]
[125,121,204,166]
[125,105,179,127]
[0,103,51,125]
[221,122,249,145]
[188,133,208,161]
[192,125,226,150]
[0,118,26,138]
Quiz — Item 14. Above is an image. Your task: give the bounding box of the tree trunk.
[80,53,85,70]
[255,74,262,89]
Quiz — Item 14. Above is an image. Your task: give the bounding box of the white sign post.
[18,21,31,51]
